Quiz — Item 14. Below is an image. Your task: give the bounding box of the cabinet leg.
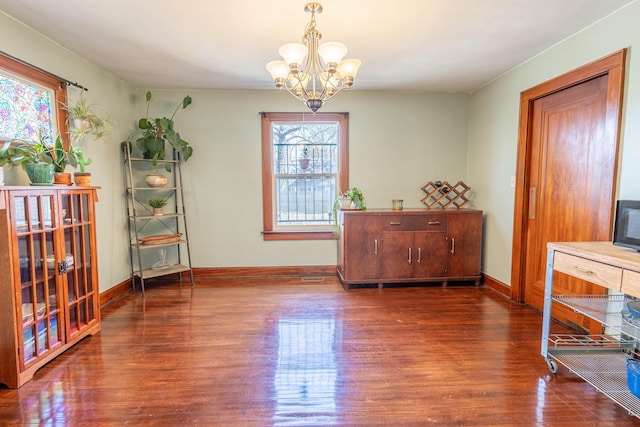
[378,282,383,289]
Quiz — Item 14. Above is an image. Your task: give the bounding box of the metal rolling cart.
[541,241,640,418]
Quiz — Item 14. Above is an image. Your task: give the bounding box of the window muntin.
[261,112,349,241]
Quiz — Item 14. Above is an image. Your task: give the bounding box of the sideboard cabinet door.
[338,211,381,284]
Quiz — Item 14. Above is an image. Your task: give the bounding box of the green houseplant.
[0,136,59,184]
[148,196,169,215]
[70,146,93,186]
[332,187,366,233]
[62,95,113,141]
[51,135,76,185]
[120,91,193,171]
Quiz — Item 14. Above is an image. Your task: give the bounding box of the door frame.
[510,49,626,303]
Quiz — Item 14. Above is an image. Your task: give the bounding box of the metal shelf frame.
[122,147,194,296]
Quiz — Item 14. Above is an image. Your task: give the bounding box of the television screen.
[613,200,640,251]
[627,209,640,240]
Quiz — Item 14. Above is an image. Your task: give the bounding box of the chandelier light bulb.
[338,59,362,84]
[318,42,348,68]
[266,60,289,80]
[278,43,308,69]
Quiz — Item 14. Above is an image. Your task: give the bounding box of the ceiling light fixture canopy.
[266,2,361,113]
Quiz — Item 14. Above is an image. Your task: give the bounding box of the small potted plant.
[148,197,169,215]
[51,135,75,185]
[332,187,366,233]
[342,187,365,210]
[62,95,113,142]
[120,91,193,172]
[299,146,311,170]
[0,136,57,184]
[69,146,92,186]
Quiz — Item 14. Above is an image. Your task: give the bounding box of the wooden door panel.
[413,231,447,278]
[523,73,617,331]
[381,232,414,279]
[446,213,482,277]
[343,214,381,280]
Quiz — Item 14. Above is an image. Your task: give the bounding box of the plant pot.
[339,197,352,209]
[54,172,72,186]
[74,172,91,186]
[25,163,54,185]
[73,118,91,132]
[145,171,168,188]
[299,158,310,170]
[152,207,163,216]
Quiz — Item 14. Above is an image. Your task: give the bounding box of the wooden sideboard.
[337,208,482,289]
[541,241,640,417]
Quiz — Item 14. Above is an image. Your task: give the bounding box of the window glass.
[0,71,56,142]
[272,121,339,228]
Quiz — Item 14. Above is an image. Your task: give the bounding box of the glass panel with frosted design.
[0,71,56,143]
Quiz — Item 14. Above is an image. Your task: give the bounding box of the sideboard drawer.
[554,252,622,291]
[382,214,447,231]
[622,269,640,297]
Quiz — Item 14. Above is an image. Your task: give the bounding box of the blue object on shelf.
[627,359,640,399]
[627,300,640,318]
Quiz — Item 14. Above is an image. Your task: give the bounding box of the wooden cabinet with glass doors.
[0,187,100,388]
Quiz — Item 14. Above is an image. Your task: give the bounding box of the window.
[0,53,68,145]
[261,112,349,240]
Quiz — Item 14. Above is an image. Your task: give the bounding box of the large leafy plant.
[121,91,193,171]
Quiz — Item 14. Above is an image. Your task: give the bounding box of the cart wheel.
[546,359,558,374]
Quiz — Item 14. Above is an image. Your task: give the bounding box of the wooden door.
[413,231,447,278]
[512,51,625,332]
[381,231,414,279]
[446,212,482,278]
[340,213,381,281]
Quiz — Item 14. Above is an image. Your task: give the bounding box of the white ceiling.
[0,0,635,93]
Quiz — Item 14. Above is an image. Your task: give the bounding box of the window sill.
[262,230,337,241]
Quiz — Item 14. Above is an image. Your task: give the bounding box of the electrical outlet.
[510,176,516,188]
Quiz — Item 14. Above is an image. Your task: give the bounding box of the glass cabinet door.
[13,193,62,366]
[60,191,98,337]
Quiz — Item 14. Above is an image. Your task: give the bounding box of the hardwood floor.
[1,276,640,426]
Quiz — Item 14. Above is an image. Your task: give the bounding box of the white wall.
[467,1,640,285]
[146,90,470,269]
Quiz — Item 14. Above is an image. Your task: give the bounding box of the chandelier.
[266,2,361,113]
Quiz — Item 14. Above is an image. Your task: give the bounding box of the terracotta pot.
[74,172,91,186]
[54,172,72,186]
[152,207,163,216]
